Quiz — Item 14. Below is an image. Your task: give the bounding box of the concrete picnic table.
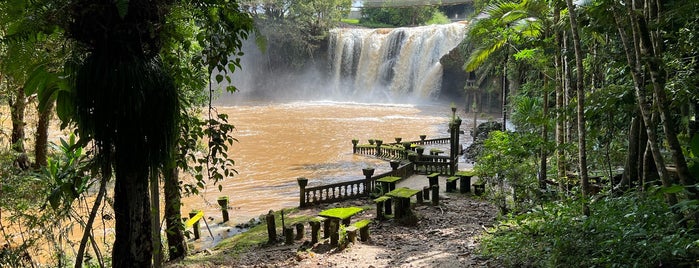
[318,207,363,245]
[385,187,421,219]
[455,170,476,193]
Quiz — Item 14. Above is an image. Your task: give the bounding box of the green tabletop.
[377,176,401,183]
[455,170,475,177]
[386,187,421,199]
[318,207,363,220]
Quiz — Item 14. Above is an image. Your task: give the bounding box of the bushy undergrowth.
[478,192,699,267]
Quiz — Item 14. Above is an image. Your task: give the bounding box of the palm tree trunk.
[564,0,590,216]
[112,169,153,268]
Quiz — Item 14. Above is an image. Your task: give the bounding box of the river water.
[181,100,468,223]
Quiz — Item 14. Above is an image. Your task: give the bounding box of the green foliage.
[426,11,451,25]
[475,131,540,213]
[479,193,699,267]
[42,134,92,212]
[361,5,439,27]
[242,0,351,71]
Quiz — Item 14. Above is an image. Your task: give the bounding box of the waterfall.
[329,22,468,100]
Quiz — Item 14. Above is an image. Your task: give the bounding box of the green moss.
[386,187,421,198]
[377,176,401,183]
[456,170,476,177]
[318,207,363,220]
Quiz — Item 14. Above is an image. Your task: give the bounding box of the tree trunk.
[619,115,640,191]
[164,164,187,260]
[565,0,590,216]
[636,0,697,196]
[502,51,509,131]
[9,86,29,169]
[34,101,54,169]
[554,3,567,193]
[75,160,110,268]
[613,0,677,205]
[151,171,163,268]
[112,169,153,268]
[539,75,549,190]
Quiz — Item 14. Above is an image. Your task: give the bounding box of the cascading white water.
[329,22,468,100]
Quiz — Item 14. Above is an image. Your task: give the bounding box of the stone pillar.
[423,186,430,200]
[431,185,439,206]
[419,134,427,145]
[329,220,339,246]
[310,221,321,244]
[363,168,375,195]
[323,219,331,239]
[284,226,294,244]
[460,175,472,194]
[188,210,201,240]
[352,139,359,153]
[375,139,383,157]
[217,196,229,222]
[395,137,402,143]
[449,116,462,175]
[297,177,308,207]
[295,223,304,240]
[266,210,276,244]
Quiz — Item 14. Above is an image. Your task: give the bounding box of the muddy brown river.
[181,101,463,223]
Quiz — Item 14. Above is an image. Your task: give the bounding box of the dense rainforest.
[0,0,698,267]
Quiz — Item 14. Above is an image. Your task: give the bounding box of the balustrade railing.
[298,162,414,207]
[302,110,462,207]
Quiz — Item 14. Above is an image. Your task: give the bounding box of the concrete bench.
[346,219,372,242]
[373,195,392,220]
[427,173,440,187]
[446,176,460,192]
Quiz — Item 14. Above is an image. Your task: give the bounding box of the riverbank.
[168,173,499,267]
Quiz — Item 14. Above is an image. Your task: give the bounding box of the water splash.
[328,22,468,101]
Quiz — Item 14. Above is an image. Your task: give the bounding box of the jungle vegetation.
[464,0,699,266]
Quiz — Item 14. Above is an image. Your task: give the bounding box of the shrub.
[478,193,699,267]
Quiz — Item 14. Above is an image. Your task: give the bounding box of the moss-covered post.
[375,139,383,157]
[416,146,424,162]
[295,223,304,240]
[297,177,308,207]
[188,210,201,240]
[351,139,359,153]
[419,134,427,144]
[363,168,375,195]
[217,196,229,222]
[423,186,430,201]
[449,115,462,175]
[266,210,276,244]
[284,226,294,244]
[431,185,439,206]
[310,220,321,244]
